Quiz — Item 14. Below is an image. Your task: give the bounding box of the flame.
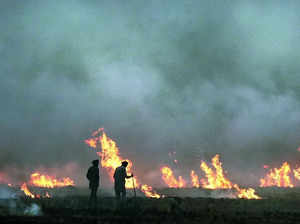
[84,138,98,148]
[200,154,260,199]
[140,184,160,198]
[85,129,160,198]
[200,154,232,189]
[29,172,75,188]
[161,166,186,188]
[190,170,200,188]
[260,162,294,188]
[294,167,300,180]
[21,183,35,198]
[233,184,261,200]
[45,192,51,198]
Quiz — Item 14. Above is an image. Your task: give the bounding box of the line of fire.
[1,128,300,201]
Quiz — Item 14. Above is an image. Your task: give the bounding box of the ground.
[1,187,300,223]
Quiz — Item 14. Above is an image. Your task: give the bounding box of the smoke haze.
[1,0,300,186]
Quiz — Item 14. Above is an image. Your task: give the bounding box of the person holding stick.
[113,161,134,200]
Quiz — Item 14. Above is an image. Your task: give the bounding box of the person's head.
[121,161,128,167]
[92,159,99,166]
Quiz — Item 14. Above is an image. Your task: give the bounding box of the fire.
[45,192,50,198]
[200,154,261,199]
[140,184,160,198]
[29,172,75,188]
[84,138,98,148]
[294,168,300,180]
[190,170,200,188]
[21,183,35,198]
[85,129,160,198]
[161,166,186,188]
[260,162,294,188]
[200,154,232,189]
[233,184,261,200]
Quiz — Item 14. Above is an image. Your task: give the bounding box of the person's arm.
[125,172,134,178]
[86,167,91,180]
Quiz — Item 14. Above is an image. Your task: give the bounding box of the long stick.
[132,177,136,198]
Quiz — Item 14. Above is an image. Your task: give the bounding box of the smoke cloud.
[1,0,300,187]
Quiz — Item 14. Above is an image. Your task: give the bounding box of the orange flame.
[140,184,160,198]
[200,154,260,199]
[85,129,160,198]
[161,166,186,188]
[233,184,261,199]
[45,192,51,198]
[29,172,75,188]
[260,162,294,188]
[190,170,200,188]
[294,167,300,180]
[21,183,35,198]
[200,154,232,189]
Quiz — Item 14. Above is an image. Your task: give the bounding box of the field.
[2,186,300,224]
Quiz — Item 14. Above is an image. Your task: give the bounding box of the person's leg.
[89,187,97,209]
[115,188,121,200]
[92,188,98,208]
[121,188,126,200]
[88,189,93,208]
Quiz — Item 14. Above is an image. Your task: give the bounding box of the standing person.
[113,161,133,200]
[86,159,100,209]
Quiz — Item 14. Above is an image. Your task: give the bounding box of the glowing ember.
[161,166,186,188]
[21,183,35,198]
[29,172,75,188]
[190,170,200,188]
[200,154,232,189]
[260,162,294,188]
[85,129,160,198]
[263,165,269,169]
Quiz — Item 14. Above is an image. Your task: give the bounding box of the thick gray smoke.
[1,0,300,187]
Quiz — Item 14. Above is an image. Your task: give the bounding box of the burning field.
[1,129,300,223]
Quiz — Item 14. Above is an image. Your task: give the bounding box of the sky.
[1,0,300,187]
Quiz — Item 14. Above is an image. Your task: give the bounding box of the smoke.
[1,0,300,187]
[0,185,16,199]
[0,185,42,215]
[24,203,42,216]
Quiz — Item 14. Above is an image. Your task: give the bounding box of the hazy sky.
[1,0,300,186]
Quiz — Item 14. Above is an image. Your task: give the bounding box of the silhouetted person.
[86,159,99,209]
[113,161,133,200]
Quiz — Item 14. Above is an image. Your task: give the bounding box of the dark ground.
[2,187,300,223]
